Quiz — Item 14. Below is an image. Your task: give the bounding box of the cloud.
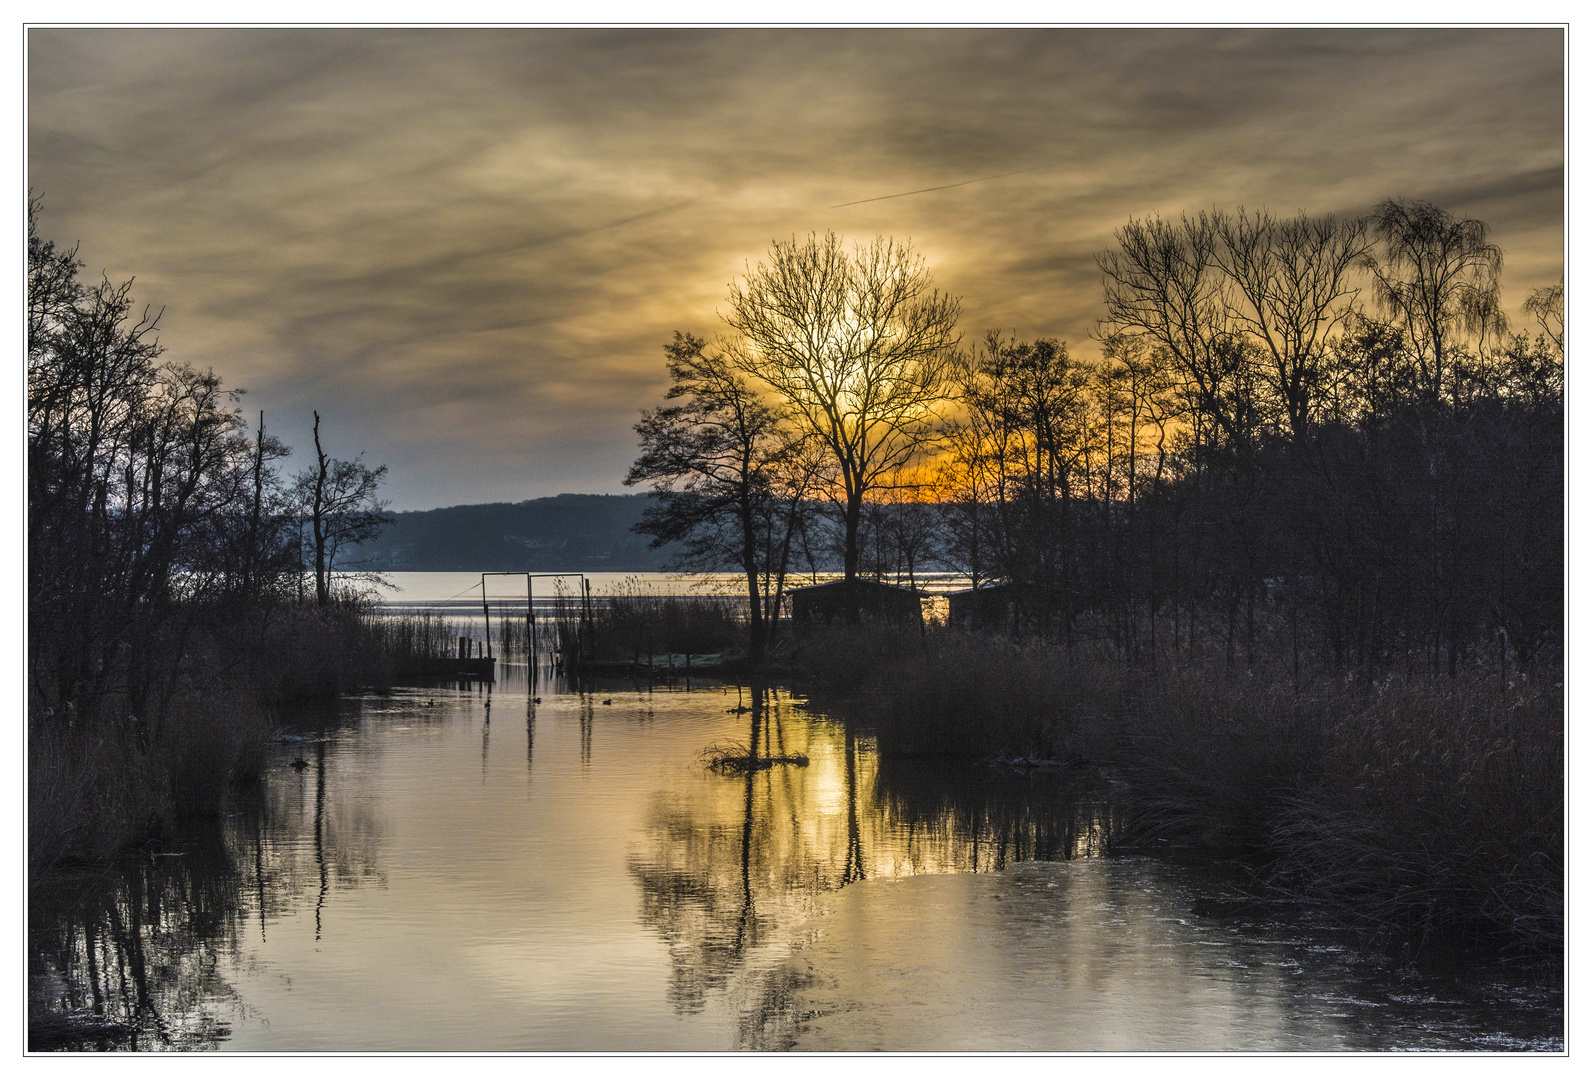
[29,27,1564,509]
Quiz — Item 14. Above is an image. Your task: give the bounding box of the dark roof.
[946,582,1017,598]
[947,581,1068,597]
[789,579,926,597]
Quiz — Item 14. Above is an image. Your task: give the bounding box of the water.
[368,570,970,615]
[30,665,1562,1052]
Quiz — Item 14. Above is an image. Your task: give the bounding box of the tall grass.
[30,591,420,874]
[820,625,1561,955]
[375,614,464,665]
[786,619,925,690]
[29,688,272,871]
[861,633,1110,760]
[234,595,392,700]
[585,577,747,663]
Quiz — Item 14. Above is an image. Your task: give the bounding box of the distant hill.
[344,493,678,572]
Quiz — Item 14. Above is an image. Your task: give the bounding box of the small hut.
[947,581,1065,631]
[789,579,925,630]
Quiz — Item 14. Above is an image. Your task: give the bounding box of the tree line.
[28,198,391,733]
[628,199,1563,677]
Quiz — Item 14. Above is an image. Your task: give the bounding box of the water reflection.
[30,833,242,1051]
[29,678,1561,1051]
[875,756,1116,868]
[628,684,1118,1039]
[758,858,1564,1052]
[30,707,388,1051]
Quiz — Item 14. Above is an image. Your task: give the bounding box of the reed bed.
[786,619,926,690]
[829,625,1561,955]
[861,633,1105,761]
[31,592,419,872]
[376,610,465,665]
[29,687,272,870]
[238,595,395,700]
[587,577,747,663]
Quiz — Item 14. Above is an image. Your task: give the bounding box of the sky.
[28,27,1564,511]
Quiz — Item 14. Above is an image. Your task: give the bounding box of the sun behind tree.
[722,231,961,604]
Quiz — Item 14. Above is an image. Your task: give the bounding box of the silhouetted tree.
[27,199,316,724]
[1363,198,1506,404]
[296,411,391,607]
[1523,278,1564,354]
[1099,212,1256,454]
[950,334,1093,636]
[626,333,808,660]
[1211,208,1371,440]
[920,196,1564,679]
[723,232,961,601]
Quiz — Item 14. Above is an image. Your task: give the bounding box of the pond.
[29,664,1562,1052]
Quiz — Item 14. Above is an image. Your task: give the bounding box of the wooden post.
[527,575,538,678]
[582,577,595,662]
[481,577,493,659]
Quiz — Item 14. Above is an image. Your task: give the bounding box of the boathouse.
[946,581,1066,631]
[788,579,925,629]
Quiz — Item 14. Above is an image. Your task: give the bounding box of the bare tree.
[950,334,1094,638]
[297,411,391,607]
[1100,208,1370,447]
[1523,278,1564,354]
[723,232,961,596]
[1098,213,1255,453]
[1099,331,1182,502]
[1211,209,1371,440]
[28,200,307,720]
[626,332,805,660]
[1363,198,1506,403]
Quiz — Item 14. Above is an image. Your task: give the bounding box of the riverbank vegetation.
[832,628,1561,956]
[631,204,1560,682]
[28,201,396,870]
[625,198,1561,957]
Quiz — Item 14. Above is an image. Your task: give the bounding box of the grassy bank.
[797,625,1562,957]
[27,596,458,874]
[28,687,272,871]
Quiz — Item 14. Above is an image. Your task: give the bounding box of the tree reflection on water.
[29,830,244,1051]
[29,716,388,1052]
[627,685,1116,1048]
[32,684,1118,1051]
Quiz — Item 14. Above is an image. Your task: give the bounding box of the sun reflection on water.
[28,676,1561,1052]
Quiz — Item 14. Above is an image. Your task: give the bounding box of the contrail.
[830,165,1054,208]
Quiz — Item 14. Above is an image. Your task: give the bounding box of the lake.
[367,569,968,623]
[29,659,1562,1051]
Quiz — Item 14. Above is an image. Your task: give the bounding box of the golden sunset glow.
[28,27,1563,509]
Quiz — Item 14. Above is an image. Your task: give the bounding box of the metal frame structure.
[477,572,595,679]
